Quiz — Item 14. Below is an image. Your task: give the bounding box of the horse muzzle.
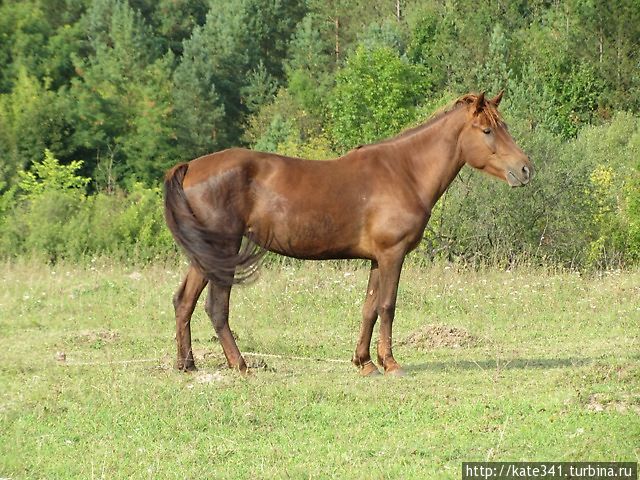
[506,163,533,187]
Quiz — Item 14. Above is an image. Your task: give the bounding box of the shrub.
[0,150,177,263]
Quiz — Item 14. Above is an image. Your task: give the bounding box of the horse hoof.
[357,361,382,377]
[176,362,197,372]
[229,361,252,376]
[385,367,406,377]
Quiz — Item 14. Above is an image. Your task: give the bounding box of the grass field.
[1,260,638,479]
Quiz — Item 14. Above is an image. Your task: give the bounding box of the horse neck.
[397,107,467,212]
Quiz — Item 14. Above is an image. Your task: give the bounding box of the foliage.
[0,150,176,262]
[1,0,640,268]
[283,13,335,118]
[475,23,511,95]
[329,46,426,151]
[0,68,71,188]
[17,149,89,198]
[172,0,306,158]
[68,0,177,185]
[570,112,640,266]
[245,88,334,160]
[421,113,640,269]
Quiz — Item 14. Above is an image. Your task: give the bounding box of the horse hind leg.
[199,237,248,373]
[205,283,247,373]
[173,265,208,371]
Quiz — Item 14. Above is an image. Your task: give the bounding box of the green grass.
[1,260,639,479]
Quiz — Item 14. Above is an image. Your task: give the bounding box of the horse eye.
[483,128,492,135]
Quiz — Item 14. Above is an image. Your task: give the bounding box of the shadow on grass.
[404,355,639,373]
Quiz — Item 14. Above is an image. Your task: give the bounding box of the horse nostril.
[522,165,530,179]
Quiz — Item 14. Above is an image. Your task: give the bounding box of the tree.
[69,0,177,185]
[406,2,462,92]
[0,1,51,93]
[284,13,336,117]
[561,0,640,114]
[476,23,512,95]
[18,148,89,198]
[0,68,70,190]
[172,0,307,155]
[305,0,408,64]
[148,0,209,57]
[171,20,231,158]
[329,45,426,151]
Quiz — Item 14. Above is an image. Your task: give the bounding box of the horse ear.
[474,92,486,115]
[491,90,504,106]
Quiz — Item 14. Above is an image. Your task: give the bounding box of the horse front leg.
[352,261,382,376]
[173,265,208,371]
[375,252,405,376]
[205,284,248,373]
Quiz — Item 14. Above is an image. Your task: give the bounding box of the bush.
[0,150,178,263]
[60,185,176,262]
[2,116,639,270]
[571,112,640,267]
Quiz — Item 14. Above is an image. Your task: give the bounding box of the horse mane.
[453,93,504,127]
[354,92,504,151]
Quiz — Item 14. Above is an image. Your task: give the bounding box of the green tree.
[329,45,426,151]
[69,0,177,184]
[509,17,604,138]
[284,13,336,117]
[570,112,640,265]
[148,0,209,56]
[18,148,89,198]
[1,148,89,260]
[171,22,229,157]
[561,0,640,114]
[173,0,306,156]
[0,1,51,93]
[0,68,71,190]
[118,55,177,184]
[305,0,406,64]
[476,23,511,94]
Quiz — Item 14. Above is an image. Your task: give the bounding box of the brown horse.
[164,92,532,376]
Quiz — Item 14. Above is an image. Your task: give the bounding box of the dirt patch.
[191,349,274,371]
[75,329,120,344]
[193,348,217,360]
[586,393,640,414]
[400,324,480,350]
[194,371,225,384]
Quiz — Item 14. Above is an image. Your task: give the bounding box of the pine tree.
[476,23,511,95]
[172,0,306,155]
[69,0,177,185]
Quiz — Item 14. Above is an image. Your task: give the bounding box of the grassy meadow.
[0,260,639,479]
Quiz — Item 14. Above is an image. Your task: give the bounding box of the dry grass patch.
[400,323,482,349]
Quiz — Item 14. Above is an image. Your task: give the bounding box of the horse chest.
[366,207,429,253]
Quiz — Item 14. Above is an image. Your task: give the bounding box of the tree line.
[0,0,639,268]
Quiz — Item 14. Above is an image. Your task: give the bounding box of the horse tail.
[163,162,265,286]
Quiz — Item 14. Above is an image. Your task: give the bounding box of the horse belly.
[246,159,368,259]
[251,209,363,260]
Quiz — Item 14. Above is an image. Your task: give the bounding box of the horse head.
[458,91,533,187]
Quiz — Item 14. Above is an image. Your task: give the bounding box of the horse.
[164,91,532,376]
